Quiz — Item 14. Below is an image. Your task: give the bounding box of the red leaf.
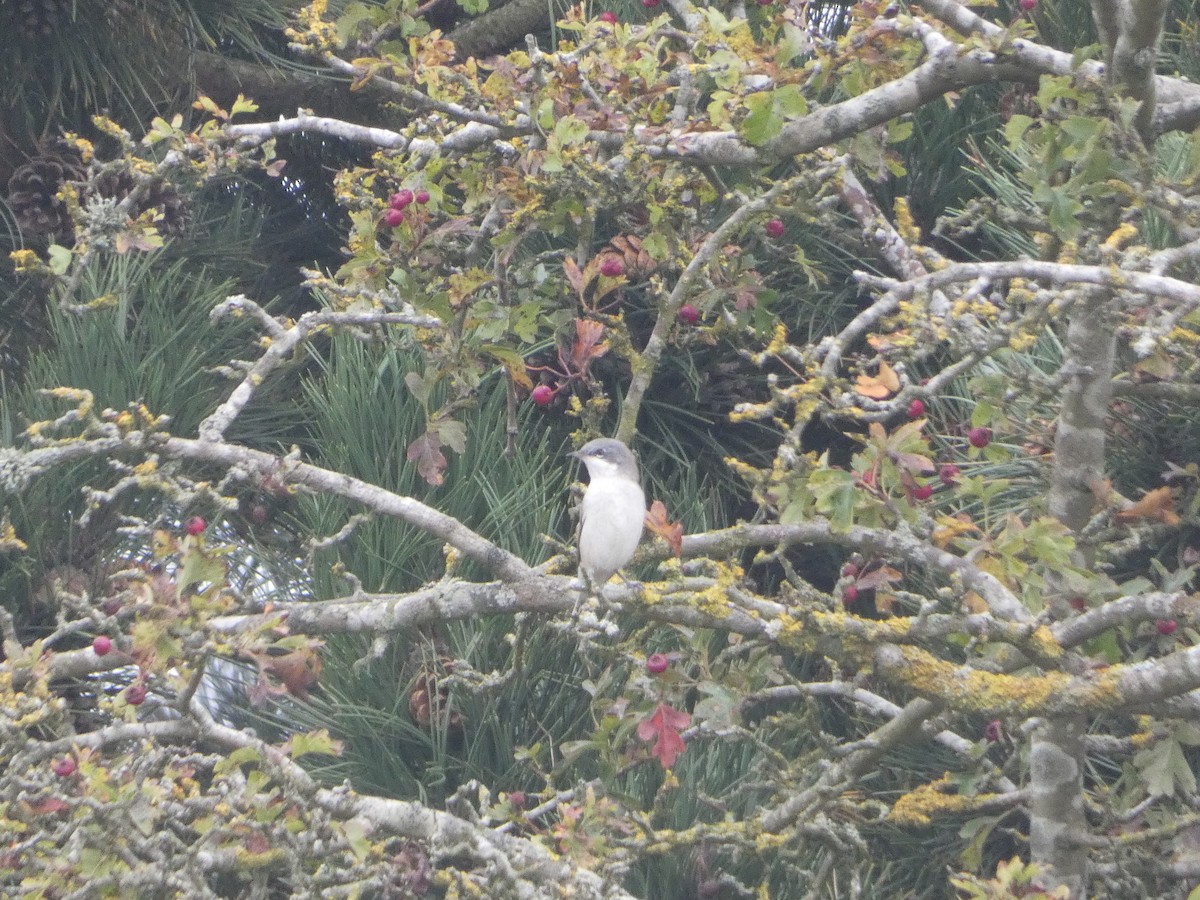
[637,702,690,770]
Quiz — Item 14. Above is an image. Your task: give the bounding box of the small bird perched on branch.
[569,438,646,589]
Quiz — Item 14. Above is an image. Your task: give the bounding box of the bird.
[568,438,646,589]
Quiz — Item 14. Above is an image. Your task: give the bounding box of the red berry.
[1157,619,1178,636]
[646,653,669,675]
[598,10,617,22]
[385,208,405,228]
[415,189,430,204]
[967,427,992,449]
[643,0,660,6]
[677,304,700,325]
[248,503,268,525]
[509,791,527,809]
[1019,0,1036,9]
[907,398,925,419]
[599,257,624,277]
[912,484,933,501]
[765,218,785,238]
[939,464,960,485]
[1068,596,1087,613]
[841,562,859,578]
[843,585,859,605]
[126,683,147,706]
[101,598,122,616]
[390,189,413,210]
[984,720,1003,742]
[531,385,554,407]
[92,636,112,657]
[53,758,76,777]
[184,516,206,536]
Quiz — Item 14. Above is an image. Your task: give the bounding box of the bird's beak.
[567,449,582,460]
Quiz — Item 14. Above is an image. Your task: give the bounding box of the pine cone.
[1,0,75,39]
[8,150,84,239]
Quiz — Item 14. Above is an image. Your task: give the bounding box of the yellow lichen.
[889,775,1000,826]
[889,646,1073,716]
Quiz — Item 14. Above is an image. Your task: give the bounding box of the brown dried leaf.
[570,319,609,370]
[407,431,448,487]
[563,256,586,300]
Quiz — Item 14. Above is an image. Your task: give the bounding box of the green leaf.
[47,244,72,275]
[808,466,858,532]
[214,745,262,775]
[708,50,743,90]
[1134,736,1197,798]
[1004,114,1034,149]
[642,231,669,261]
[178,547,227,595]
[283,729,344,759]
[741,93,784,146]
[553,114,589,147]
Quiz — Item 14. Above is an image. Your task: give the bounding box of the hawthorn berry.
[384,208,405,227]
[248,503,268,525]
[642,0,660,6]
[912,484,933,501]
[126,683,147,706]
[599,256,624,277]
[415,189,431,204]
[390,189,413,210]
[968,427,992,449]
[646,653,669,675]
[984,720,1003,742]
[841,562,859,578]
[907,398,926,419]
[1019,0,1036,9]
[184,516,206,536]
[598,10,617,22]
[843,585,859,605]
[765,218,785,238]
[939,464,961,485]
[92,636,112,657]
[101,598,122,616]
[677,304,700,325]
[509,791,527,809]
[1157,619,1178,636]
[53,757,76,777]
[531,385,554,407]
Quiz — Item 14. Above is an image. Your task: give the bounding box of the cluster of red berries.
[385,188,431,227]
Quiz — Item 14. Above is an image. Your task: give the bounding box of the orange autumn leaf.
[569,319,609,370]
[933,514,982,549]
[1114,486,1180,526]
[644,500,683,558]
[855,360,900,400]
[962,591,989,614]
